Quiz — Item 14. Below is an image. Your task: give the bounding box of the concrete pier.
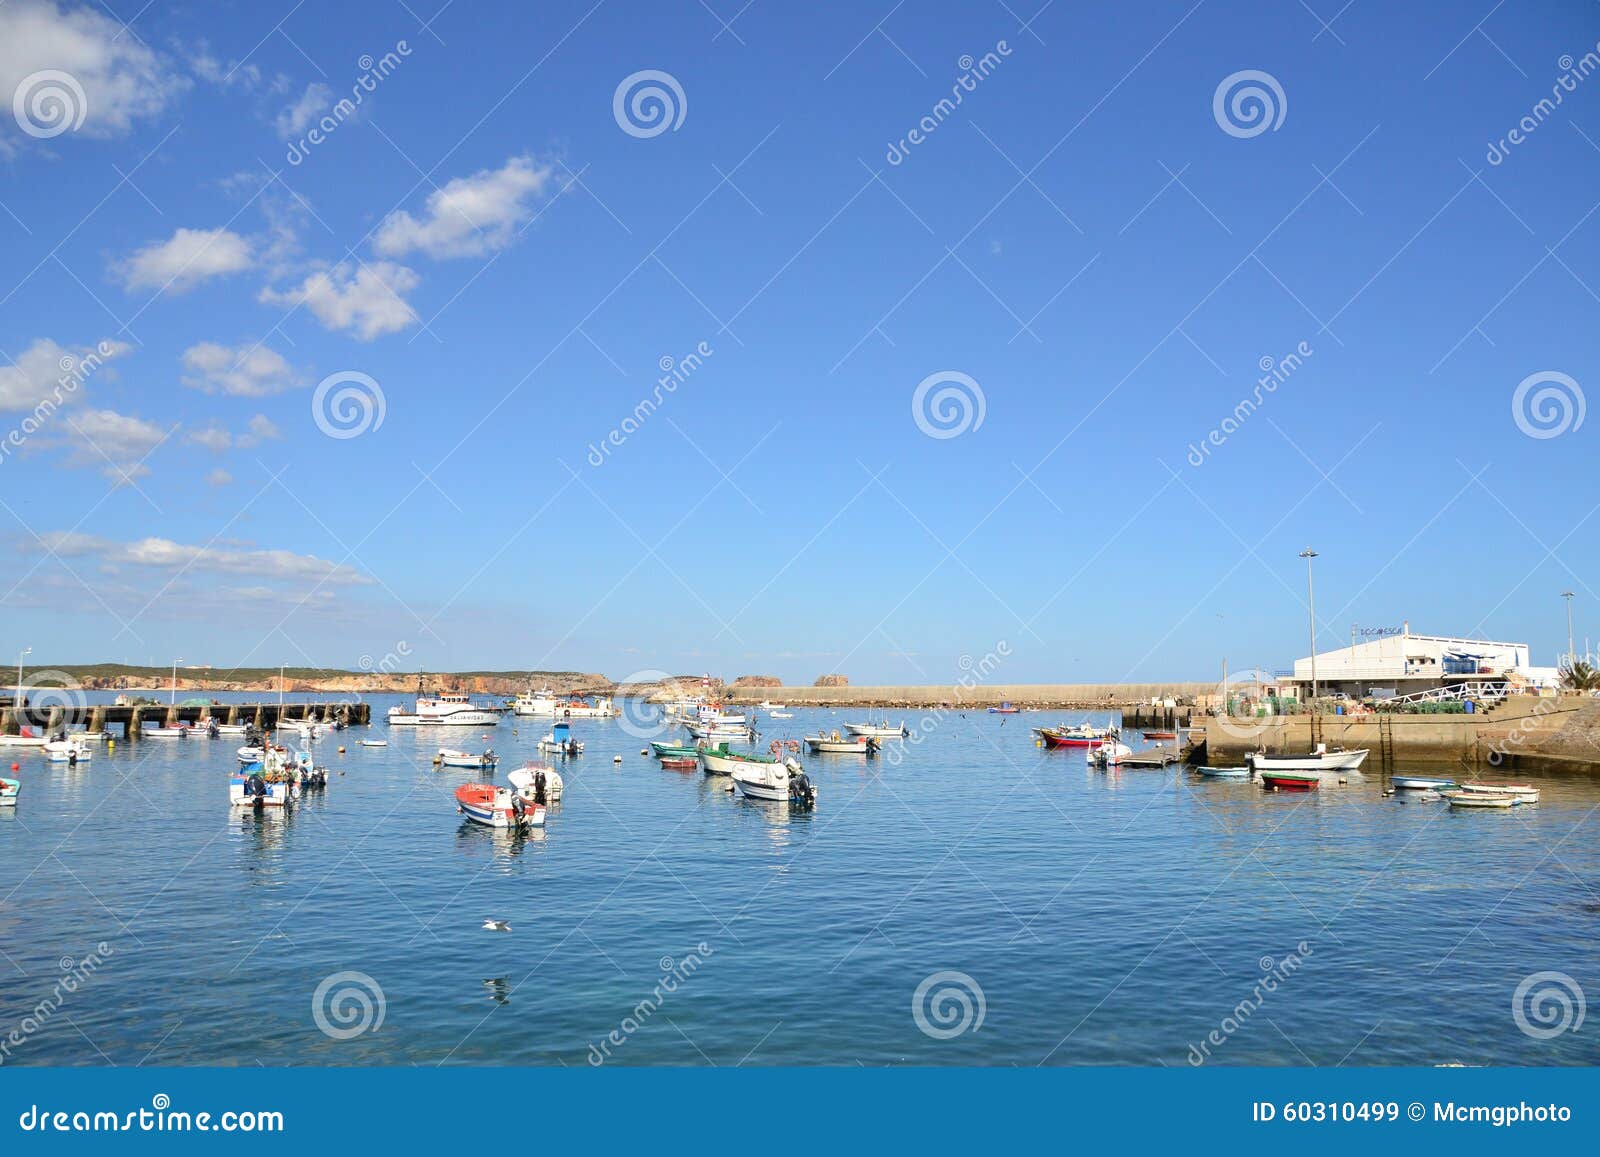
[0,700,371,741]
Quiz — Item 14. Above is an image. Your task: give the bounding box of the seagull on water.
[483,919,512,933]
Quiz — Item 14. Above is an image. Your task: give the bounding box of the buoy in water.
[338,746,346,754]
[613,754,622,764]
[640,748,647,756]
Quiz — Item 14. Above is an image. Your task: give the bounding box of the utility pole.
[1563,591,1575,668]
[1300,549,1319,702]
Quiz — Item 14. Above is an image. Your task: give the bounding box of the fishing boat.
[769,710,794,719]
[538,721,584,756]
[358,739,388,748]
[803,731,878,754]
[732,759,817,806]
[213,723,249,736]
[1090,741,1134,767]
[1261,772,1320,792]
[685,720,755,742]
[229,748,301,809]
[842,719,907,739]
[1458,782,1540,803]
[507,762,563,803]
[142,725,190,739]
[0,776,17,807]
[1392,775,1457,790]
[553,695,617,718]
[43,739,92,763]
[651,739,699,757]
[1038,724,1111,748]
[511,688,560,716]
[659,755,698,770]
[1195,765,1250,778]
[1443,791,1517,809]
[756,699,788,711]
[698,743,782,776]
[455,782,545,829]
[438,748,497,769]
[1246,745,1368,774]
[387,682,502,727]
[0,729,48,748]
[1142,730,1178,741]
[237,744,266,764]
[74,730,107,743]
[988,702,1020,714]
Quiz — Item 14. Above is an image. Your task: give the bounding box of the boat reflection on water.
[232,805,294,879]
[482,977,512,1005]
[454,818,547,859]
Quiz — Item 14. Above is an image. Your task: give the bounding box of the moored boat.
[538,721,584,756]
[1443,791,1517,809]
[1261,772,1320,792]
[43,739,92,764]
[1246,745,1368,774]
[803,731,878,754]
[359,739,388,747]
[230,748,301,809]
[1195,765,1250,778]
[142,725,190,739]
[1039,724,1111,748]
[438,747,498,769]
[1392,775,1457,790]
[455,782,545,829]
[0,730,48,748]
[987,702,1020,714]
[699,743,781,776]
[1142,730,1178,741]
[842,719,907,739]
[388,681,503,727]
[0,775,18,807]
[1458,782,1539,803]
[507,762,563,803]
[732,759,817,806]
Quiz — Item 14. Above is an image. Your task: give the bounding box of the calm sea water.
[1,693,1596,1067]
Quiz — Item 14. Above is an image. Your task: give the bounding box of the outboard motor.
[511,794,527,824]
[789,771,815,808]
[248,773,266,809]
[533,770,548,806]
[865,737,880,756]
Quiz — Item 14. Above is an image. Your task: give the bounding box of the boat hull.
[842,723,906,739]
[1392,776,1456,790]
[804,737,875,754]
[1261,773,1319,792]
[1247,749,1368,773]
[455,783,545,828]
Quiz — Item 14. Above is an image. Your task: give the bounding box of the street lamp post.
[170,657,184,706]
[1563,591,1575,668]
[1300,549,1319,704]
[15,646,31,716]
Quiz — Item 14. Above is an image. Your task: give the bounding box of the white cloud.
[0,0,186,145]
[186,413,283,453]
[188,46,289,96]
[258,261,420,340]
[180,341,300,396]
[37,530,372,586]
[374,155,557,259]
[205,468,233,487]
[52,408,170,483]
[0,336,129,410]
[117,227,254,293]
[275,82,331,139]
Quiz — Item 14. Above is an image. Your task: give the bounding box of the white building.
[1289,628,1533,700]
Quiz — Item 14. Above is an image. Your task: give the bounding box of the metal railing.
[1373,681,1508,707]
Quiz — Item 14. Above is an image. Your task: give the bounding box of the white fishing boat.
[75,730,107,743]
[142,725,190,739]
[43,739,93,763]
[213,723,250,736]
[732,758,817,806]
[438,748,498,769]
[358,738,388,748]
[769,710,794,719]
[685,720,754,741]
[1091,741,1135,766]
[554,695,617,718]
[756,699,788,711]
[507,762,563,803]
[0,731,48,748]
[0,775,19,807]
[537,722,584,756]
[511,688,561,716]
[387,683,502,727]
[1245,745,1368,774]
[842,719,907,739]
[237,744,266,764]
[804,732,878,754]
[230,747,301,809]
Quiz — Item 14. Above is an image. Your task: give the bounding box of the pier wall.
[722,683,1214,708]
[0,700,371,740]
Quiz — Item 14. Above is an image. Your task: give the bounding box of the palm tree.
[1559,660,1600,691]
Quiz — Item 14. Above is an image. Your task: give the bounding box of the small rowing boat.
[987,702,1020,714]
[803,732,877,754]
[359,739,388,747]
[0,776,18,807]
[1458,782,1539,803]
[1142,730,1177,741]
[1261,772,1319,792]
[1392,775,1457,790]
[438,748,497,769]
[1443,791,1517,809]
[1038,725,1111,748]
[1195,765,1249,779]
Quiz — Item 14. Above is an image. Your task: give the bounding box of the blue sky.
[0,0,1596,684]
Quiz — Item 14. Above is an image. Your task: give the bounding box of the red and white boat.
[455,782,545,829]
[1037,724,1111,748]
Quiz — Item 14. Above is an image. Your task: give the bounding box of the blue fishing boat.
[1195,765,1249,779]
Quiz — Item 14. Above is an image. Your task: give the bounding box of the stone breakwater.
[721,683,1213,709]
